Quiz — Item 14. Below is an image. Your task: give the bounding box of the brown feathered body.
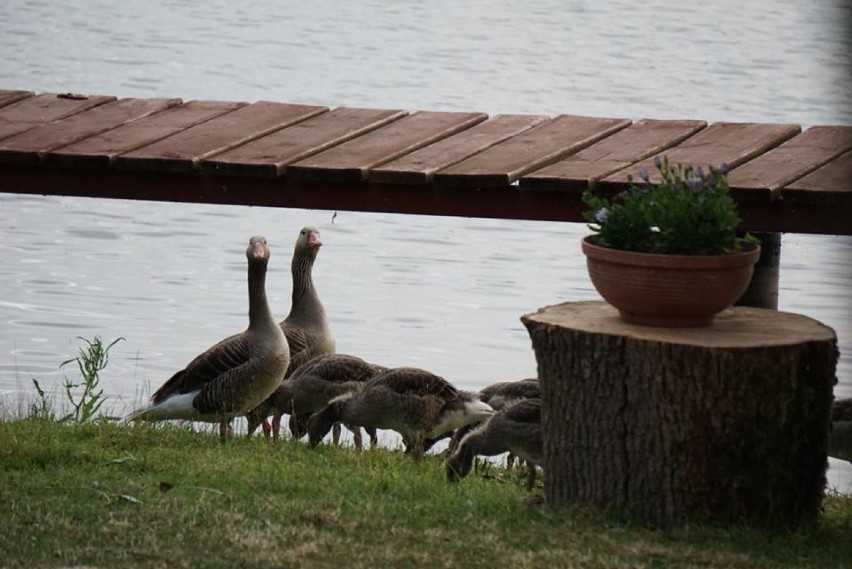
[446,398,543,489]
[127,237,290,433]
[246,353,386,445]
[442,378,541,455]
[479,378,540,410]
[307,367,494,461]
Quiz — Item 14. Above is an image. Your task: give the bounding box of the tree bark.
[521,301,837,527]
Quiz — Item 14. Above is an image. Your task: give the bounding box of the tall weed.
[58,335,123,423]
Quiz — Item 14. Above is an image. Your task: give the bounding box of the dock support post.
[736,231,781,309]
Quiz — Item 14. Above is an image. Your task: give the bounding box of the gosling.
[446,398,542,490]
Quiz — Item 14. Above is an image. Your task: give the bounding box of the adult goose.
[828,397,852,464]
[127,236,290,441]
[247,226,336,439]
[246,353,387,448]
[307,367,494,461]
[446,398,543,490]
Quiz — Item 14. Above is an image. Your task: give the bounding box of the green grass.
[1,419,850,569]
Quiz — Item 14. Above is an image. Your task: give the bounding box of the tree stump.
[521,301,837,527]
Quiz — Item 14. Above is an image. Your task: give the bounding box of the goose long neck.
[460,429,485,456]
[291,249,316,305]
[288,249,327,326]
[248,259,274,327]
[453,437,478,478]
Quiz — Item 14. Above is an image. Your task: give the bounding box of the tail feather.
[123,391,199,423]
[124,405,151,424]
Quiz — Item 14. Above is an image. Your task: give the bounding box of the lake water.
[1,0,850,490]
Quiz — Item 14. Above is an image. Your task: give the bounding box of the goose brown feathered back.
[248,226,336,438]
[246,353,386,447]
[446,398,543,490]
[443,378,541,456]
[307,367,494,461]
[294,354,386,448]
[479,378,540,410]
[126,236,290,441]
[286,354,387,416]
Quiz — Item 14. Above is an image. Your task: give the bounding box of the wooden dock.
[0,89,850,235]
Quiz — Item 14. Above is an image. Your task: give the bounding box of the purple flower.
[696,166,705,180]
[594,208,610,223]
[686,175,704,193]
[720,162,730,175]
[653,155,663,169]
[638,168,650,183]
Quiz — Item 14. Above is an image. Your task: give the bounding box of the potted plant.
[581,156,760,327]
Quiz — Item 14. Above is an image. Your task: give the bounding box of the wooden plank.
[780,149,852,206]
[0,98,182,166]
[370,114,548,185]
[725,126,852,200]
[45,100,246,169]
[599,122,801,197]
[200,107,407,178]
[0,92,116,141]
[114,101,328,173]
[520,119,707,191]
[286,111,488,182]
[0,90,34,109]
[432,115,632,187]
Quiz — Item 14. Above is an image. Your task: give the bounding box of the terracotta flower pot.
[581,236,761,327]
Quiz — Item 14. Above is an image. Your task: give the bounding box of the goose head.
[247,235,271,264]
[429,392,494,438]
[446,440,476,483]
[295,226,322,259]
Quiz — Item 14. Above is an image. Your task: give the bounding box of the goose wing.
[503,399,542,424]
[291,354,384,384]
[370,367,459,400]
[480,379,541,408]
[151,332,251,404]
[281,324,315,373]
